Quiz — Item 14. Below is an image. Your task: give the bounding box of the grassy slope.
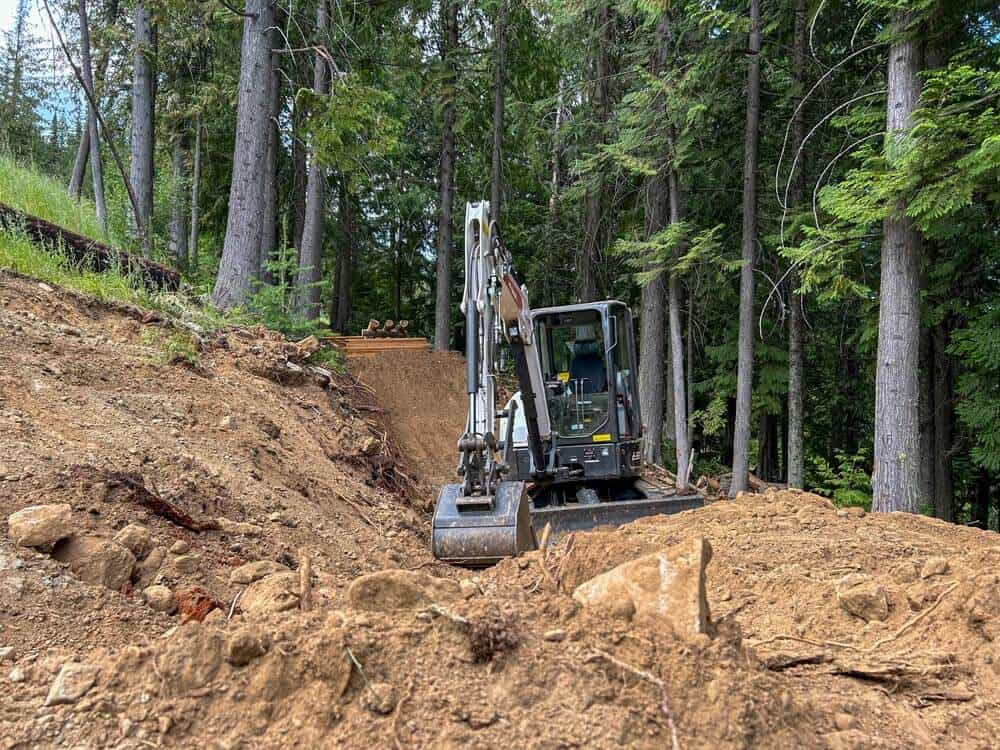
[0,154,127,245]
[0,156,344,369]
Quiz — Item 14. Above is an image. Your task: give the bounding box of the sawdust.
[2,270,1000,748]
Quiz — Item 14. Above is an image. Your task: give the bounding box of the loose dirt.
[349,350,467,486]
[1,268,999,749]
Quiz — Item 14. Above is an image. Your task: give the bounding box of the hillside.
[0,266,998,748]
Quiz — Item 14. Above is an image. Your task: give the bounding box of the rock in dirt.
[225,626,271,666]
[240,571,301,615]
[53,536,135,591]
[216,516,264,537]
[154,624,225,697]
[7,504,72,547]
[834,713,860,731]
[836,574,889,622]
[920,557,949,579]
[347,569,461,612]
[361,682,398,715]
[137,545,167,584]
[230,559,289,585]
[170,540,190,555]
[113,523,153,559]
[143,584,177,613]
[572,536,713,636]
[45,663,100,706]
[0,646,15,663]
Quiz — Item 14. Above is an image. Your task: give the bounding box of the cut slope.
[349,350,467,486]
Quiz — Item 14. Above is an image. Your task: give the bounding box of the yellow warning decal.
[592,433,612,443]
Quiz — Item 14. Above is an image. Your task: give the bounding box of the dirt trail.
[2,269,1000,749]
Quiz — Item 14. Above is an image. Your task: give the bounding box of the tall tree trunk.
[167,134,189,266]
[189,114,202,266]
[919,325,935,508]
[932,322,954,520]
[638,185,667,466]
[68,124,89,200]
[668,169,691,489]
[295,0,331,320]
[686,284,695,447]
[489,0,506,226]
[873,18,923,513]
[577,2,612,303]
[731,0,761,495]
[77,0,106,234]
[130,0,155,254]
[291,93,308,254]
[332,182,354,332]
[638,12,673,468]
[433,0,459,350]
[548,79,564,220]
[786,0,806,489]
[70,0,118,202]
[258,32,281,285]
[212,0,275,309]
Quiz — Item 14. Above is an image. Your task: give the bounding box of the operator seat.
[569,340,607,394]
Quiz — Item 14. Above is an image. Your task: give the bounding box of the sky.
[1,0,80,123]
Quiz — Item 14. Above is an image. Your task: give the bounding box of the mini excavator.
[431,201,703,566]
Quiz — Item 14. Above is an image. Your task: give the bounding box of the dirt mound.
[3,270,1000,748]
[349,350,467,486]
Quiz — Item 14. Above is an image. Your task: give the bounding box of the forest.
[0,0,997,524]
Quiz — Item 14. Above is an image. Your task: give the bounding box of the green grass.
[0,154,127,246]
[0,230,154,307]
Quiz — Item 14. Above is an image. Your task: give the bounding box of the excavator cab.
[504,302,642,487]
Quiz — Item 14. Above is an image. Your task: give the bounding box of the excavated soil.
[349,350,467,486]
[1,268,999,749]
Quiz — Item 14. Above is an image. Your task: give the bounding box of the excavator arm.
[431,202,550,564]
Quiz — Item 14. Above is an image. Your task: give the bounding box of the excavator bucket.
[432,481,537,566]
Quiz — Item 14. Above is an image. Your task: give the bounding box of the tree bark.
[932,322,954,520]
[972,469,991,530]
[549,79,564,220]
[668,169,691,489]
[577,1,612,303]
[130,0,155,254]
[167,133,188,266]
[258,31,281,285]
[686,284,695,447]
[296,0,331,320]
[873,19,923,513]
[189,114,201,266]
[731,0,761,495]
[638,186,667,466]
[786,0,806,489]
[489,0,506,226]
[333,187,354,333]
[212,0,275,309]
[919,325,935,508]
[433,0,459,350]
[77,0,106,234]
[68,124,89,201]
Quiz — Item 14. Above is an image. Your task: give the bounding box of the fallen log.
[0,201,180,291]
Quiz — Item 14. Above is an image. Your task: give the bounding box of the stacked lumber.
[325,335,430,358]
[361,319,411,338]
